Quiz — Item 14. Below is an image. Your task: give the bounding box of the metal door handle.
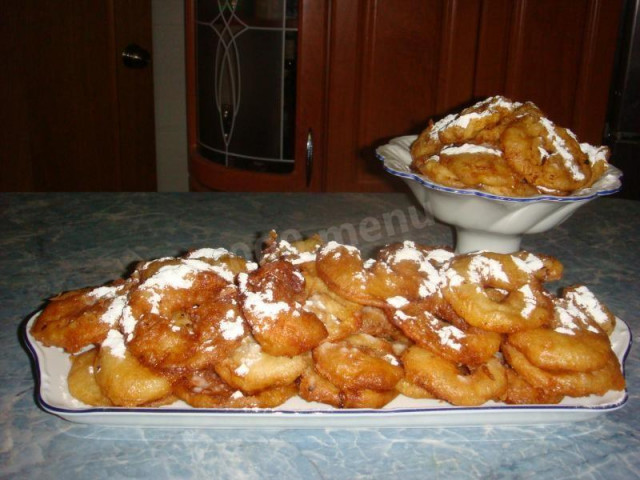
[122,44,151,69]
[306,129,313,187]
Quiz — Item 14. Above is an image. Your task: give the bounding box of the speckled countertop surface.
[1,193,638,479]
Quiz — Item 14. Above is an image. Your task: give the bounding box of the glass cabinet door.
[186,0,324,191]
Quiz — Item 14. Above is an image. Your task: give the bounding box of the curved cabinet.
[186,0,327,191]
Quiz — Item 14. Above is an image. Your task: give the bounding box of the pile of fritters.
[410,96,611,196]
[31,233,625,409]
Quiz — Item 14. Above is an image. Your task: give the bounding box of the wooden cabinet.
[1,1,156,192]
[187,0,623,192]
[186,0,328,192]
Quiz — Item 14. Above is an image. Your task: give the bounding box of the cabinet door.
[324,0,450,192]
[474,0,622,144]
[0,0,157,191]
[323,0,622,192]
[187,0,327,191]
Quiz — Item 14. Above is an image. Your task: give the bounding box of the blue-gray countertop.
[1,193,638,480]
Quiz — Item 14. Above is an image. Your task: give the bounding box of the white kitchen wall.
[152,0,189,191]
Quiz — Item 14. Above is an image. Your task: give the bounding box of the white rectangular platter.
[23,314,631,428]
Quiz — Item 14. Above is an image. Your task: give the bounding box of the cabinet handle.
[122,43,151,69]
[306,129,313,187]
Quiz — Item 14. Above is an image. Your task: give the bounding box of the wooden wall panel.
[322,0,362,191]
[474,0,514,97]
[355,0,445,191]
[476,0,622,144]
[571,0,624,143]
[325,0,450,191]
[504,0,591,127]
[324,0,622,192]
[435,0,483,113]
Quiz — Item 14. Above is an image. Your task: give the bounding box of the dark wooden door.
[0,0,157,191]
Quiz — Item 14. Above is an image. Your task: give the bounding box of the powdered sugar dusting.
[320,241,361,258]
[230,390,244,399]
[518,284,537,318]
[143,259,217,291]
[291,251,317,265]
[99,294,127,326]
[387,241,422,265]
[140,259,226,313]
[220,309,245,340]
[468,255,509,284]
[101,329,127,358]
[209,264,236,283]
[426,312,465,350]
[429,113,458,140]
[120,305,137,340]
[430,96,521,137]
[580,143,608,166]
[553,296,602,335]
[445,268,465,288]
[238,273,291,333]
[387,296,409,309]
[393,309,465,351]
[87,285,121,301]
[565,286,610,328]
[425,249,455,266]
[512,253,544,275]
[233,338,262,377]
[234,363,250,377]
[262,239,317,265]
[384,241,447,297]
[553,301,581,335]
[383,353,400,366]
[441,144,503,157]
[539,117,586,181]
[433,326,464,351]
[187,248,230,261]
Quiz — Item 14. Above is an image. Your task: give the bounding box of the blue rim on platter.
[22,312,631,427]
[376,135,623,203]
